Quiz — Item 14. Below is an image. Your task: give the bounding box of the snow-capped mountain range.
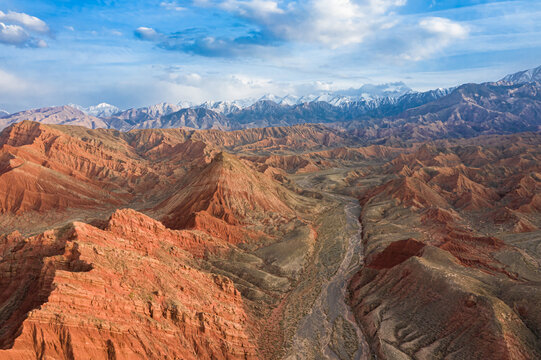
[88,86,452,131]
[71,82,415,117]
[0,110,9,118]
[8,65,535,132]
[52,82,450,131]
[195,82,414,114]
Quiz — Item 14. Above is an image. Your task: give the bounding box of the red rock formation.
[0,209,259,359]
[349,133,541,360]
[157,152,298,242]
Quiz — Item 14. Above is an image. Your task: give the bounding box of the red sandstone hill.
[349,133,541,360]
[0,122,133,216]
[368,136,541,225]
[0,209,259,359]
[0,120,331,236]
[0,121,184,235]
[124,123,356,155]
[155,152,303,243]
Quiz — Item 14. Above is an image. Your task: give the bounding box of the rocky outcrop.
[0,122,330,359]
[156,152,300,243]
[0,209,259,359]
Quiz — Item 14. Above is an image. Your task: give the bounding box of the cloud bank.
[136,0,468,61]
[0,10,50,48]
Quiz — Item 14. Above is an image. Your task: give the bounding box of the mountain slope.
[0,121,130,215]
[156,152,301,243]
[0,121,210,234]
[0,121,336,359]
[159,108,229,130]
[501,65,541,83]
[0,106,108,131]
[347,82,541,142]
[105,103,183,131]
[0,118,540,359]
[197,100,243,114]
[348,133,541,360]
[0,209,260,359]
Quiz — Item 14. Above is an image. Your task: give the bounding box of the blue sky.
[0,0,540,112]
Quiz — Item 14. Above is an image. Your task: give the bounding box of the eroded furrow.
[285,195,371,360]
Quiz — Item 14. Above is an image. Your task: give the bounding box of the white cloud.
[143,0,469,61]
[167,71,203,85]
[196,0,407,47]
[160,68,285,102]
[0,10,49,33]
[220,0,284,17]
[36,39,48,48]
[402,17,469,61]
[135,27,163,41]
[158,67,372,103]
[420,17,468,38]
[0,10,50,48]
[160,1,187,11]
[0,23,29,45]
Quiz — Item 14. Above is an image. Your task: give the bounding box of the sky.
[0,0,540,112]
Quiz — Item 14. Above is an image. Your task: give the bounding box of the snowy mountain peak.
[202,101,242,115]
[177,100,195,109]
[0,109,9,118]
[64,81,421,119]
[258,94,283,103]
[500,65,541,83]
[278,95,300,105]
[71,103,121,117]
[145,102,182,116]
[334,82,413,100]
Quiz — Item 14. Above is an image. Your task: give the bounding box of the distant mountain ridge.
[348,81,541,142]
[0,105,108,130]
[105,102,184,130]
[500,65,541,83]
[96,86,451,131]
[194,81,413,114]
[2,65,540,135]
[71,81,415,118]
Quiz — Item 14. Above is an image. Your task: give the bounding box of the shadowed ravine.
[285,192,371,360]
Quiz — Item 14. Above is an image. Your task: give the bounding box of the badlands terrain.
[0,69,540,359]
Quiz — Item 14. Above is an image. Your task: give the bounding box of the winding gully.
[286,193,371,360]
